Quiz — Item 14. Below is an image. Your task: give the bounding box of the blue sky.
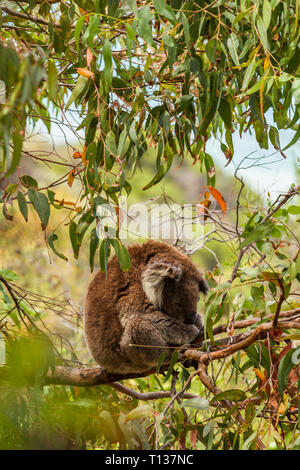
[206,127,299,198]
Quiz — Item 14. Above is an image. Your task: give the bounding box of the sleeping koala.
[84,240,208,374]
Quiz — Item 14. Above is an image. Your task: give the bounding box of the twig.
[109,382,198,401]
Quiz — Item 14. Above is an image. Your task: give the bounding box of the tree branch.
[2,7,49,26]
[45,315,300,387]
[110,382,198,401]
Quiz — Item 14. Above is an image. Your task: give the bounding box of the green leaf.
[110,239,131,271]
[278,349,295,398]
[103,39,113,88]
[143,144,173,190]
[257,15,269,51]
[210,389,247,403]
[17,191,28,222]
[65,75,89,111]
[153,0,176,25]
[6,130,22,177]
[203,421,214,438]
[227,34,239,66]
[288,205,300,215]
[48,59,58,101]
[20,175,38,189]
[283,125,300,151]
[292,78,300,105]
[163,351,178,382]
[181,12,190,51]
[233,10,252,26]
[179,397,210,410]
[156,350,168,374]
[99,410,118,442]
[263,0,272,29]
[74,16,85,50]
[239,221,274,249]
[125,405,153,422]
[89,227,99,272]
[269,126,280,149]
[27,189,50,230]
[138,5,153,44]
[48,233,68,261]
[219,98,232,128]
[244,400,256,428]
[242,58,260,91]
[242,431,257,450]
[126,23,135,41]
[105,130,118,156]
[69,220,80,258]
[205,38,217,63]
[68,399,96,408]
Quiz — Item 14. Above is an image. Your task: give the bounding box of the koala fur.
[84,240,209,374]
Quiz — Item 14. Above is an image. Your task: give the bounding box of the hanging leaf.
[278,349,295,398]
[257,15,269,51]
[110,239,131,271]
[65,75,89,111]
[28,189,50,230]
[68,169,76,187]
[20,175,38,189]
[219,98,232,129]
[48,59,58,100]
[17,191,28,222]
[48,233,68,261]
[137,5,153,44]
[89,227,99,272]
[153,0,176,25]
[210,389,247,403]
[207,185,227,213]
[103,39,113,88]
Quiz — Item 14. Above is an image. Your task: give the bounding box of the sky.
[206,126,299,199]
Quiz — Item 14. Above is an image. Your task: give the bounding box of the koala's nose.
[185,312,197,325]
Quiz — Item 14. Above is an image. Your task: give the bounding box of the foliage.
[0,0,299,451]
[0,0,299,266]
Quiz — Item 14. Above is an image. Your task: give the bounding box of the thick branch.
[45,312,300,387]
[45,365,163,387]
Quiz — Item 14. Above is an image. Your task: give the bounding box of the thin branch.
[2,7,50,26]
[110,382,198,401]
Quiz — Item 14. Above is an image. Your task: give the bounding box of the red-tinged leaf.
[190,429,198,450]
[254,368,266,382]
[86,48,94,67]
[77,68,94,79]
[224,148,233,166]
[73,151,82,159]
[207,185,227,213]
[197,199,211,215]
[3,198,13,221]
[68,169,76,187]
[82,145,87,166]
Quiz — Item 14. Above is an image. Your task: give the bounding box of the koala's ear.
[142,261,182,307]
[199,278,209,296]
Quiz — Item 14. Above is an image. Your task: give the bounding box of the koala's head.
[141,255,209,325]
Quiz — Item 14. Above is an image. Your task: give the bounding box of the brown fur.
[84,240,208,374]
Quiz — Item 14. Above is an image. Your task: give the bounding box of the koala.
[84,240,209,374]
